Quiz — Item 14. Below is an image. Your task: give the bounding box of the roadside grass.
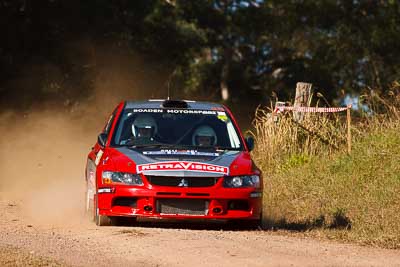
[253,92,400,249]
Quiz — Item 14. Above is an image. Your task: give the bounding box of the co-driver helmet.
[132,114,157,139]
[192,125,217,146]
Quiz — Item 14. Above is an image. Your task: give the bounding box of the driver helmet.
[132,114,157,139]
[192,125,217,146]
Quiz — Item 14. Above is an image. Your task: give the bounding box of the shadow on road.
[107,217,263,231]
[263,213,352,232]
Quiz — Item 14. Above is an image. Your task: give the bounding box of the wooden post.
[273,101,286,123]
[347,104,352,154]
[293,82,312,122]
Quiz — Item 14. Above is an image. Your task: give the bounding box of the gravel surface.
[1,197,400,267]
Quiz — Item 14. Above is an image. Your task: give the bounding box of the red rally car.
[85,99,263,226]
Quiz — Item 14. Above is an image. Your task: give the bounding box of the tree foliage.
[0,0,399,109]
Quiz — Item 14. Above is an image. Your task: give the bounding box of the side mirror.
[98,133,107,148]
[245,136,255,152]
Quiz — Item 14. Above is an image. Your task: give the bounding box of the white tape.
[274,106,349,113]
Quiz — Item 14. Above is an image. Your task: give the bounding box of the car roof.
[125,100,225,110]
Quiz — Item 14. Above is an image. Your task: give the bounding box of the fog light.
[144,205,153,212]
[212,207,222,214]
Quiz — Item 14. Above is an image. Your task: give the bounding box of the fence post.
[273,101,285,123]
[347,105,352,154]
[293,82,312,122]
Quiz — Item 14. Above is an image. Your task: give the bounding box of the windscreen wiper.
[169,144,240,151]
[129,143,175,149]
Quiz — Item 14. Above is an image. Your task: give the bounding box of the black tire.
[228,214,263,230]
[94,195,111,226]
[84,185,95,222]
[251,212,264,230]
[247,218,262,230]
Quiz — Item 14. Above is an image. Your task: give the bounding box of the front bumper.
[97,185,262,221]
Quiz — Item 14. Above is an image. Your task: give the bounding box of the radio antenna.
[167,83,170,100]
[166,68,178,100]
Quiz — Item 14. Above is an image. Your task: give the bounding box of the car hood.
[107,147,252,177]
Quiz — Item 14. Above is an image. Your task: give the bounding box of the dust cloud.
[0,43,170,226]
[0,111,94,225]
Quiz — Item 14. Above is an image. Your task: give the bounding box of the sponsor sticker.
[142,150,219,157]
[137,161,229,175]
[95,150,103,166]
[132,108,217,115]
[217,111,228,122]
[132,108,163,113]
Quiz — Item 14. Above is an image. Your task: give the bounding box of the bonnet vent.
[161,100,189,108]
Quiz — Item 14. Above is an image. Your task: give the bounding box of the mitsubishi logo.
[178,178,189,187]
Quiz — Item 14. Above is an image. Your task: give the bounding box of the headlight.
[223,175,260,188]
[102,171,143,185]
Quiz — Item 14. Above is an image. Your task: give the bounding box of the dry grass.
[253,87,400,249]
[252,107,347,174]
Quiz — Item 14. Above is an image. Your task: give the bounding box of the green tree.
[1,0,399,109]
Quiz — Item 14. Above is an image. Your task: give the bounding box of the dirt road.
[1,197,399,267]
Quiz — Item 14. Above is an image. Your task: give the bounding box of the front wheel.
[228,213,263,230]
[84,185,94,221]
[94,195,111,226]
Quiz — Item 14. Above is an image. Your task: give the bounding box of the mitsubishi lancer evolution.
[85,99,263,226]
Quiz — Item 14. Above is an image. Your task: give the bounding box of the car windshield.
[111,108,243,150]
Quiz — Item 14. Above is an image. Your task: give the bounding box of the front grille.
[147,176,219,187]
[156,199,208,215]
